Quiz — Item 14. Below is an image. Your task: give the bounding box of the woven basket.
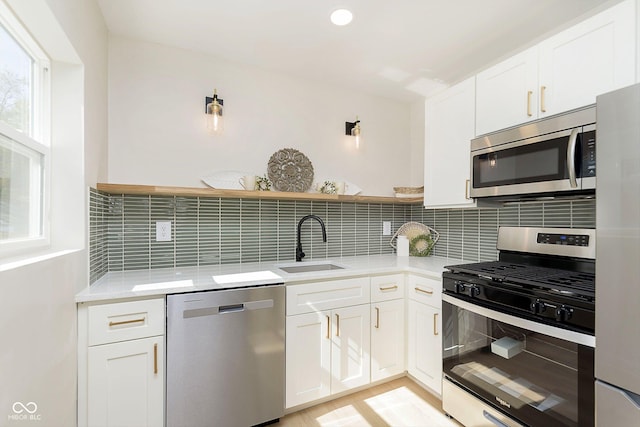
[393,186,424,194]
[389,222,439,255]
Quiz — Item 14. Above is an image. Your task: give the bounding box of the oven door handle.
[483,410,509,427]
[567,128,580,188]
[442,294,595,348]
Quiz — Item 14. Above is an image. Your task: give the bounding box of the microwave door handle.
[567,128,579,188]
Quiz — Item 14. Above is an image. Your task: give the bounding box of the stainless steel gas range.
[441,226,595,427]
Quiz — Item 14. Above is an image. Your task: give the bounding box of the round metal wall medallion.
[267,148,314,192]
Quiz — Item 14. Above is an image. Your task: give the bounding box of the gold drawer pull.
[527,90,533,116]
[434,313,439,336]
[153,343,158,374]
[540,85,547,113]
[109,317,145,327]
[336,314,340,337]
[375,307,380,329]
[415,287,433,295]
[379,285,398,291]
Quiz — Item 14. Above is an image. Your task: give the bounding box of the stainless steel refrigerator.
[595,82,640,424]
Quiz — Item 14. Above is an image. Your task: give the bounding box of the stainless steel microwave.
[470,106,596,200]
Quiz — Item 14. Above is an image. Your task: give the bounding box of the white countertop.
[76,254,463,303]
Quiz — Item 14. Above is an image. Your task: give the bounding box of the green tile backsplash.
[89,188,595,283]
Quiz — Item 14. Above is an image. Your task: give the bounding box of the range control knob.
[454,281,466,294]
[530,299,546,314]
[467,285,480,298]
[555,305,573,322]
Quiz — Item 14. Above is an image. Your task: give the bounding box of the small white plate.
[202,170,253,190]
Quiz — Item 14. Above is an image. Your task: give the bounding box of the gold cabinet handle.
[109,317,145,327]
[326,315,331,340]
[415,287,434,295]
[527,91,533,116]
[433,313,439,336]
[335,314,340,337]
[379,285,398,291]
[465,179,470,200]
[375,307,380,329]
[153,343,158,374]
[540,86,547,113]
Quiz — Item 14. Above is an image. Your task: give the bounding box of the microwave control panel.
[580,130,596,177]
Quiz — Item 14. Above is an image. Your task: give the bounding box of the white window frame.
[0,1,51,257]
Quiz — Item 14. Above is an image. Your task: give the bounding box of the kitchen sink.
[275,261,345,274]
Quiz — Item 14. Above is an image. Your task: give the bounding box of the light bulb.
[206,89,224,135]
[330,9,353,26]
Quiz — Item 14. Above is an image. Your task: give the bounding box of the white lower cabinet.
[87,337,164,427]
[331,304,371,393]
[371,299,406,382]
[407,275,443,395]
[285,310,332,407]
[286,303,371,408]
[78,298,165,427]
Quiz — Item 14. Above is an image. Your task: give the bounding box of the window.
[0,7,49,252]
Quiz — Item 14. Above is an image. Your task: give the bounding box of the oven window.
[473,136,569,188]
[443,301,594,427]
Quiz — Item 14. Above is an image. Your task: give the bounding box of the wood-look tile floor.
[273,377,462,427]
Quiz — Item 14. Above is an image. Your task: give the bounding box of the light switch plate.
[383,221,392,236]
[156,221,172,242]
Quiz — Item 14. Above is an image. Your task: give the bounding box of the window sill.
[0,248,82,272]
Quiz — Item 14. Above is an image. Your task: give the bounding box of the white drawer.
[88,298,165,346]
[370,274,405,302]
[286,277,370,315]
[407,274,442,307]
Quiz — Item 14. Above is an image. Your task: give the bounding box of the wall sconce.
[205,89,224,135]
[345,116,361,148]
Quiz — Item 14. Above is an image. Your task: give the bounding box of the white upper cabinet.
[538,0,636,116]
[424,77,477,208]
[475,47,538,136]
[476,0,636,136]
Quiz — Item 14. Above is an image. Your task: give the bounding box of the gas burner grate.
[446,261,595,300]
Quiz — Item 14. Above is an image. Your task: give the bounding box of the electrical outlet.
[383,221,392,236]
[156,221,172,242]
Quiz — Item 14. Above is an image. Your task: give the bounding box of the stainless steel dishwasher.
[166,283,285,427]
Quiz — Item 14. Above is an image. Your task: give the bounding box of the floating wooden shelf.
[96,183,423,204]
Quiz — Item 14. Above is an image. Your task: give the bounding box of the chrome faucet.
[296,215,327,262]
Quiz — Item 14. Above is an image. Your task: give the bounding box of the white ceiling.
[97,0,614,103]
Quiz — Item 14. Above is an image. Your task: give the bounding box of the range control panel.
[537,233,590,247]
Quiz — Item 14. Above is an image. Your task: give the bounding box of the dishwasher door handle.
[219,303,244,313]
[183,299,275,318]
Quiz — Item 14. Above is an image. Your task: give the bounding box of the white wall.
[409,99,426,187]
[108,36,413,196]
[0,0,107,426]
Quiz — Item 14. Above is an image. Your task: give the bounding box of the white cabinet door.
[476,0,636,136]
[424,77,477,208]
[407,299,442,395]
[371,299,406,382]
[331,304,371,394]
[538,0,636,117]
[475,47,538,136]
[87,336,164,427]
[285,310,332,408]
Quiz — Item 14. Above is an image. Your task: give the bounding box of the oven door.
[442,294,595,427]
[470,126,596,199]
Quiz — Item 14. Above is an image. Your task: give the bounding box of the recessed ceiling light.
[330,9,353,26]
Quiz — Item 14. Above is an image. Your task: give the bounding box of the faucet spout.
[296,215,327,262]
